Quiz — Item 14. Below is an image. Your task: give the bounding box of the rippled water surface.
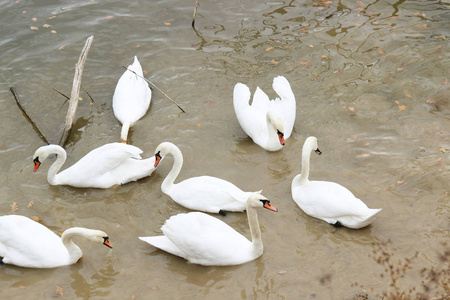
[0,0,449,299]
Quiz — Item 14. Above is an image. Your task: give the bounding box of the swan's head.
[62,228,113,249]
[153,142,180,168]
[267,112,285,146]
[32,145,59,172]
[304,136,322,155]
[248,193,278,212]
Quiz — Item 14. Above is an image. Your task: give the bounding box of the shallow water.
[0,0,449,299]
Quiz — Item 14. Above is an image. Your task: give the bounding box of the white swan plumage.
[0,215,112,268]
[139,192,277,266]
[291,136,382,229]
[113,56,151,143]
[33,143,156,188]
[233,76,296,151]
[153,142,261,214]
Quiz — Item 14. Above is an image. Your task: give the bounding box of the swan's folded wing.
[139,236,188,260]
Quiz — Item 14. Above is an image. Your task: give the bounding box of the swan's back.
[0,215,70,268]
[269,76,296,138]
[162,212,254,266]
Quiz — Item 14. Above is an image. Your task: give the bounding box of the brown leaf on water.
[48,16,56,20]
[356,1,364,7]
[397,67,406,72]
[299,60,312,66]
[31,216,42,222]
[18,285,26,289]
[437,158,444,163]
[43,24,51,28]
[266,46,273,52]
[271,59,278,65]
[58,45,65,50]
[151,286,160,290]
[377,48,384,54]
[398,105,406,111]
[285,46,292,50]
[27,200,34,208]
[105,15,114,19]
[164,22,171,26]
[130,294,136,300]
[11,202,18,213]
[439,35,446,40]
[397,180,406,185]
[51,30,57,34]
[348,106,355,112]
[308,44,314,48]
[361,153,371,157]
[405,92,412,98]
[54,285,64,296]
[30,26,38,31]
[278,270,288,275]
[414,12,420,16]
[439,147,446,153]
[206,100,213,103]
[31,17,37,21]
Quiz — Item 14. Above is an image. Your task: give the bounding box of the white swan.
[113,56,152,143]
[0,215,112,268]
[139,192,277,266]
[291,136,382,229]
[233,76,296,151]
[33,143,156,188]
[153,142,260,214]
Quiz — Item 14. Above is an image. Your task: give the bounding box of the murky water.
[0,0,448,299]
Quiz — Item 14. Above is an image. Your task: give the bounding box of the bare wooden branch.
[192,0,200,28]
[237,0,247,12]
[121,66,186,113]
[59,35,94,147]
[10,87,50,144]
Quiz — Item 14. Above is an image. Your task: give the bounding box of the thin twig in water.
[52,88,70,100]
[81,84,94,103]
[10,87,50,144]
[121,66,186,113]
[192,0,200,28]
[237,0,247,12]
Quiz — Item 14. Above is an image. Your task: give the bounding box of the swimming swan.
[153,142,261,214]
[113,56,151,143]
[33,143,156,188]
[233,76,296,151]
[139,193,277,266]
[0,215,112,268]
[291,136,382,229]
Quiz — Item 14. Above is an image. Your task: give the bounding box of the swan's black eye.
[33,157,40,163]
[276,129,284,137]
[155,151,161,158]
[314,148,322,155]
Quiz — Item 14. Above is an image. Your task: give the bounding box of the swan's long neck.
[120,122,130,143]
[246,202,263,255]
[298,142,312,185]
[61,228,87,263]
[46,146,67,185]
[161,145,183,194]
[266,112,278,144]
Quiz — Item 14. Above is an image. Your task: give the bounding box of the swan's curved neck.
[46,145,67,185]
[61,228,86,263]
[120,122,131,143]
[246,202,263,255]
[298,143,313,184]
[266,112,278,143]
[161,145,183,194]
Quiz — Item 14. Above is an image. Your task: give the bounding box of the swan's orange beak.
[263,201,278,212]
[154,152,162,168]
[103,237,113,248]
[33,157,41,172]
[277,130,285,146]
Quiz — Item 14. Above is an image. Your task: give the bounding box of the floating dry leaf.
[151,286,160,290]
[308,44,314,48]
[31,216,42,222]
[51,30,57,34]
[48,16,56,20]
[27,201,34,208]
[164,22,171,26]
[377,48,384,54]
[206,100,213,103]
[58,45,65,50]
[278,270,288,275]
[11,202,18,213]
[356,1,364,7]
[105,15,114,19]
[439,35,446,39]
[54,285,64,296]
[131,294,136,300]
[439,147,446,152]
[414,12,420,16]
[361,153,371,157]
[398,105,406,111]
[299,61,312,66]
[271,59,278,65]
[31,17,37,22]
[43,24,51,28]
[321,55,328,58]
[397,180,406,185]
[285,46,292,50]
[266,46,273,52]
[30,26,39,31]
[354,23,361,26]
[348,106,355,112]
[397,67,406,72]
[405,92,412,98]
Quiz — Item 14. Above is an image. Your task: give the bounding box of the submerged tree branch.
[59,35,94,147]
[192,0,200,28]
[10,87,50,144]
[121,66,186,113]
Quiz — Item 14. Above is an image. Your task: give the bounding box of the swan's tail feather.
[139,236,188,259]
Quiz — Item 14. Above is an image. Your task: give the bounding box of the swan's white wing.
[233,83,270,147]
[0,215,68,267]
[170,176,249,213]
[162,212,252,265]
[139,236,188,260]
[268,76,296,138]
